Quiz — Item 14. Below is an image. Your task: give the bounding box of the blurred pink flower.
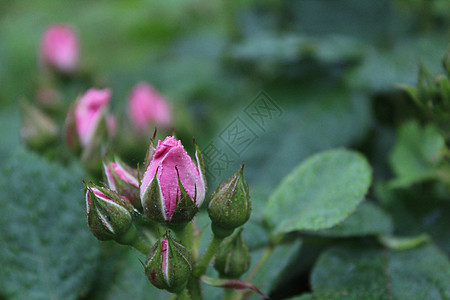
[74,88,111,147]
[106,114,117,137]
[128,83,172,132]
[40,24,79,73]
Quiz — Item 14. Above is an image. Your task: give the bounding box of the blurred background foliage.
[0,0,449,299]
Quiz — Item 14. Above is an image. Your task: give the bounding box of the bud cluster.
[24,22,256,299]
[82,134,253,295]
[402,52,450,140]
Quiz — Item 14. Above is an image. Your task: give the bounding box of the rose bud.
[66,88,111,151]
[85,183,135,241]
[20,102,58,151]
[39,24,79,73]
[145,232,193,293]
[106,114,117,138]
[128,82,172,133]
[103,157,140,210]
[214,228,250,279]
[208,163,251,238]
[140,136,206,225]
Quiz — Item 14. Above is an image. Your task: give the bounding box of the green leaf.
[349,36,449,92]
[265,149,372,234]
[311,243,450,300]
[312,202,393,237]
[389,120,445,188]
[0,148,100,300]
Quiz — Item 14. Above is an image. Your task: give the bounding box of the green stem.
[239,234,284,300]
[223,288,238,300]
[193,235,224,277]
[130,237,152,255]
[187,277,202,300]
[246,234,282,282]
[115,225,151,255]
[171,222,193,250]
[176,288,191,300]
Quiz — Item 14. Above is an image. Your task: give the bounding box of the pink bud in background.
[106,114,117,137]
[104,158,140,209]
[141,136,206,222]
[40,24,79,73]
[74,88,111,147]
[128,83,172,133]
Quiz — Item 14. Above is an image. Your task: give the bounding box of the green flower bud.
[214,228,250,279]
[20,102,58,151]
[85,183,135,241]
[145,232,193,293]
[208,164,251,235]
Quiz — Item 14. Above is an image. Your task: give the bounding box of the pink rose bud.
[128,83,172,133]
[85,183,135,241]
[140,136,206,224]
[106,114,117,137]
[74,88,111,147]
[104,157,140,209]
[145,232,192,293]
[40,24,79,73]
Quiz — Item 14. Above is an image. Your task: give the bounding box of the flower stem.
[239,234,284,300]
[115,225,151,255]
[176,289,191,300]
[130,237,152,255]
[187,277,202,300]
[223,288,238,300]
[246,234,283,282]
[193,235,224,277]
[171,222,193,250]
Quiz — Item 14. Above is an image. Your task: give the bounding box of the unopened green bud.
[208,164,251,235]
[144,232,193,293]
[85,183,135,241]
[20,102,58,151]
[214,228,250,279]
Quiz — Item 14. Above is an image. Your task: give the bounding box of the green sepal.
[142,128,157,172]
[214,228,250,279]
[193,136,207,194]
[208,163,252,230]
[165,234,193,293]
[144,232,193,293]
[141,170,167,223]
[144,239,167,290]
[169,168,199,225]
[85,183,133,241]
